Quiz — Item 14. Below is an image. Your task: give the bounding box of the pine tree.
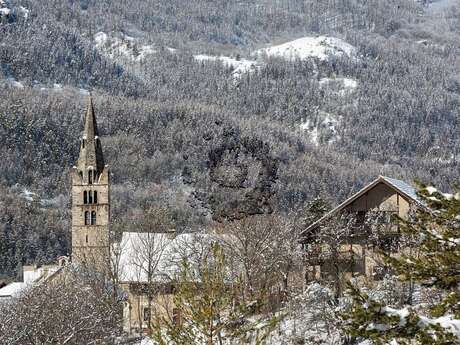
[151,243,281,345]
[302,197,331,227]
[342,184,460,344]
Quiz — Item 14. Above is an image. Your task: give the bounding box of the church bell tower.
[71,97,110,269]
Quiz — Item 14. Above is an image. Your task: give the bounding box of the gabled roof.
[301,175,422,236]
[118,232,213,284]
[117,232,238,284]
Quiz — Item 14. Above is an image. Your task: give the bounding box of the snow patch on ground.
[18,5,28,18]
[320,77,358,89]
[194,54,259,79]
[426,0,460,14]
[254,36,357,61]
[5,77,24,89]
[0,7,10,15]
[300,111,340,146]
[37,83,65,92]
[94,32,156,62]
[319,77,359,96]
[20,188,37,202]
[0,1,29,19]
[368,305,460,339]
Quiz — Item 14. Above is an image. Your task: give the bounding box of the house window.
[84,211,90,225]
[356,211,366,224]
[173,308,182,326]
[94,191,98,204]
[91,211,96,225]
[83,191,88,204]
[143,307,151,322]
[88,170,93,184]
[88,191,93,204]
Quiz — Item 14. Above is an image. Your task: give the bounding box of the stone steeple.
[77,96,105,176]
[71,96,110,270]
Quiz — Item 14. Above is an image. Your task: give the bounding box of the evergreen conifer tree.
[342,184,460,344]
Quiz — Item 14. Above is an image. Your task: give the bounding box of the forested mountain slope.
[0,0,459,279]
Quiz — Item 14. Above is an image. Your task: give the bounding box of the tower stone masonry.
[71,97,110,270]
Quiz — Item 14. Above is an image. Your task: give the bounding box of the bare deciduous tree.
[0,266,123,345]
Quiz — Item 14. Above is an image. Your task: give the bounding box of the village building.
[0,256,69,299]
[302,175,424,281]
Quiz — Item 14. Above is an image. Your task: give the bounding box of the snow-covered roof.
[0,264,63,299]
[380,176,419,203]
[117,232,215,284]
[301,175,423,236]
[0,282,27,298]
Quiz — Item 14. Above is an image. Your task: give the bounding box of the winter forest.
[0,0,459,344]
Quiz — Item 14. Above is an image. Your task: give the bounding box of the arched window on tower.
[88,170,93,185]
[84,211,90,225]
[94,191,98,204]
[88,191,93,204]
[82,139,86,149]
[83,191,88,204]
[91,211,96,225]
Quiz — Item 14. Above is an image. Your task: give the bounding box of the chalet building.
[302,175,424,281]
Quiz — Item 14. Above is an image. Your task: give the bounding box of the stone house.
[0,256,69,300]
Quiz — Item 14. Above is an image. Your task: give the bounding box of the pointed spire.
[76,96,105,177]
[83,95,99,140]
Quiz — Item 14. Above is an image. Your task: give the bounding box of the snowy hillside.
[254,36,357,61]
[192,35,357,81]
